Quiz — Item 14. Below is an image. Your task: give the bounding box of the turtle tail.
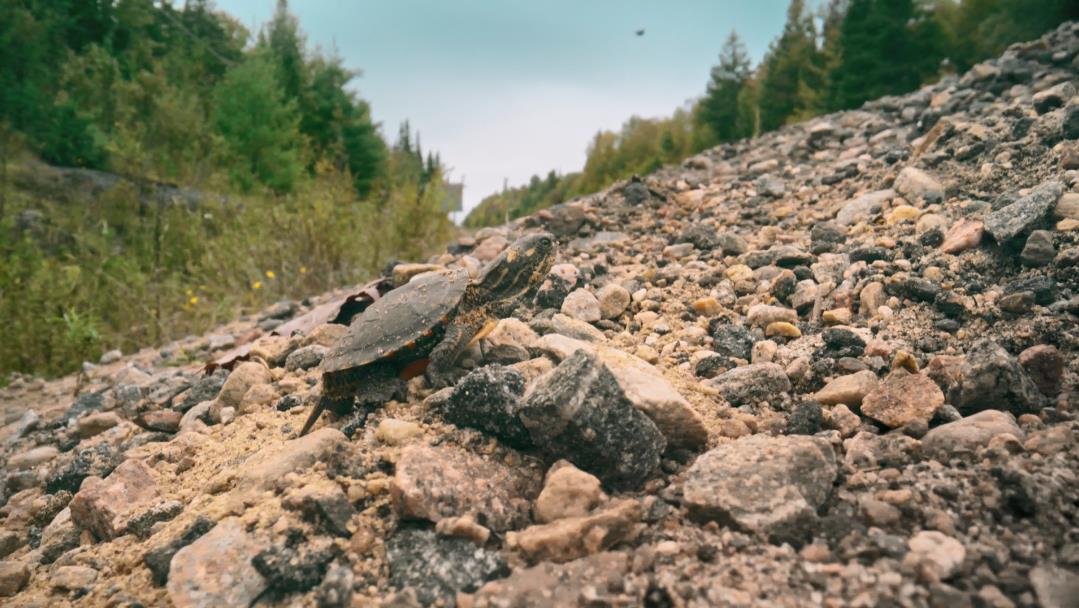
[299,400,327,436]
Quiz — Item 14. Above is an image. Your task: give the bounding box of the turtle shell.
[320,268,470,374]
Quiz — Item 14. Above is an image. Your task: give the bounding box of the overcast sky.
[213,0,794,216]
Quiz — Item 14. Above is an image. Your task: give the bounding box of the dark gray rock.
[716,232,749,256]
[315,562,354,608]
[442,365,531,448]
[983,181,1064,242]
[45,444,123,494]
[710,324,757,360]
[285,344,328,371]
[520,350,665,489]
[177,369,228,412]
[387,527,508,606]
[1064,102,1079,139]
[788,400,823,435]
[252,535,337,593]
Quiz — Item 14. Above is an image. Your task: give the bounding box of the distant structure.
[441,181,463,213]
[636,29,645,36]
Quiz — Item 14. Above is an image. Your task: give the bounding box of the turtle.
[299,232,557,436]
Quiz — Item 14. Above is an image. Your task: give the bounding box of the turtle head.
[473,232,557,304]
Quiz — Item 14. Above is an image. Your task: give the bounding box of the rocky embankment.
[3,22,1079,608]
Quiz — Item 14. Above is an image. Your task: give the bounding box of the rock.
[716,232,749,255]
[678,224,720,250]
[706,363,791,406]
[682,435,837,541]
[922,410,1023,460]
[315,561,353,608]
[534,461,607,523]
[520,350,665,489]
[596,284,630,319]
[0,561,29,597]
[550,313,606,342]
[127,500,184,539]
[1018,344,1063,397]
[859,282,886,317]
[836,189,894,226]
[1029,562,1079,608]
[747,304,798,327]
[0,532,19,559]
[844,431,920,470]
[506,499,640,564]
[939,219,984,254]
[387,527,508,606]
[1056,192,1079,220]
[392,263,444,287]
[167,519,268,608]
[143,516,216,586]
[1064,101,1079,139]
[536,334,707,450]
[472,552,629,608]
[787,400,822,435]
[1032,81,1075,114]
[252,537,336,593]
[903,531,966,583]
[894,167,944,203]
[711,324,757,360]
[473,235,509,261]
[285,344,328,371]
[69,458,161,540]
[860,372,945,428]
[999,291,1034,314]
[8,445,60,470]
[137,409,182,433]
[983,181,1064,242]
[815,370,879,407]
[282,480,355,537]
[1021,230,1056,266]
[942,340,1045,415]
[50,565,99,593]
[560,289,601,323]
[392,443,538,532]
[216,361,272,408]
[481,318,538,364]
[230,427,346,498]
[75,411,122,438]
[442,365,531,447]
[99,349,123,364]
[374,418,422,445]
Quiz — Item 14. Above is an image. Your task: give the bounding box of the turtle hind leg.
[426,312,489,388]
[299,397,329,436]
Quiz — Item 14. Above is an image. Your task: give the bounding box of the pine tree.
[758,0,825,131]
[696,30,752,143]
[212,54,303,193]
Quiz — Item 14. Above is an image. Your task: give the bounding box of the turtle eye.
[539,236,552,247]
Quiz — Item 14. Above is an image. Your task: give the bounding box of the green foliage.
[212,54,304,193]
[696,31,753,144]
[758,0,827,130]
[465,171,580,229]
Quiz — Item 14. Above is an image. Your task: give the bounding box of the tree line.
[465,0,1078,228]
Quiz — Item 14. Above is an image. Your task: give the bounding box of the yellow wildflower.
[265,270,275,279]
[299,266,307,274]
[189,296,199,305]
[252,281,262,290]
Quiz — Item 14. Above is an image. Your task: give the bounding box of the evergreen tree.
[212,54,303,193]
[758,0,825,131]
[696,31,752,143]
[828,0,945,111]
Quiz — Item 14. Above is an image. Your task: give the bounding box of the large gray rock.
[472,552,630,608]
[983,181,1064,242]
[682,435,837,540]
[520,350,665,489]
[442,365,531,448]
[536,334,707,450]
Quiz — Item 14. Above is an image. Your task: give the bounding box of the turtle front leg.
[426,311,489,389]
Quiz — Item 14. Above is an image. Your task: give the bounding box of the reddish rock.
[138,409,183,433]
[1018,344,1064,397]
[860,372,944,428]
[814,370,879,407]
[167,519,268,608]
[392,444,540,532]
[70,458,161,540]
[939,219,984,254]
